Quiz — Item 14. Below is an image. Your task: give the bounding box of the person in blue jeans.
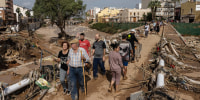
[92,34,106,79]
[67,39,89,100]
[54,41,71,95]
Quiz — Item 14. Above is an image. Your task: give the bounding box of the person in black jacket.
[54,41,71,95]
[127,29,140,63]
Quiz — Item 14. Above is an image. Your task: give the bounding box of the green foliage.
[148,0,161,20]
[88,20,93,24]
[146,13,152,21]
[25,10,31,17]
[90,23,144,34]
[33,0,86,37]
[171,23,200,36]
[16,8,20,14]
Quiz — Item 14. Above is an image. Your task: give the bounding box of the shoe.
[67,91,71,95]
[94,77,98,80]
[88,71,91,75]
[63,89,67,95]
[108,87,112,92]
[115,90,120,93]
[123,76,128,80]
[131,61,135,63]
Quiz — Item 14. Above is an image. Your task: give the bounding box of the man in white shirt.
[144,23,149,38]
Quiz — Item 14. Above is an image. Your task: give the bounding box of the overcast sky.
[13,0,141,10]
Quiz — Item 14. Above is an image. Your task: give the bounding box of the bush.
[90,22,144,34]
[171,23,200,36]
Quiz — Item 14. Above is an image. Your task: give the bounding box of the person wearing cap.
[127,29,140,63]
[79,33,91,75]
[67,39,89,100]
[119,34,133,80]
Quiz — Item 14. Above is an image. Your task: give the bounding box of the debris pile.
[135,31,200,99]
[0,34,41,70]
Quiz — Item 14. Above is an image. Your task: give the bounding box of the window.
[191,8,193,14]
[138,12,139,15]
[134,12,135,16]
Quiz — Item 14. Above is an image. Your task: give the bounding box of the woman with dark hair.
[54,41,71,95]
[108,43,123,92]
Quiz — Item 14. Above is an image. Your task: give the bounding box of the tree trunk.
[154,7,157,20]
[151,8,154,20]
[59,26,66,39]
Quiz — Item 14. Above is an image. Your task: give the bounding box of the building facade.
[13,4,34,22]
[97,7,120,23]
[156,0,175,20]
[0,0,15,25]
[86,7,101,22]
[181,1,200,23]
[142,0,152,9]
[119,8,151,22]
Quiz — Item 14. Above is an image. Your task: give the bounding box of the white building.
[155,0,175,20]
[93,7,101,20]
[119,8,151,22]
[13,4,33,22]
[136,3,142,9]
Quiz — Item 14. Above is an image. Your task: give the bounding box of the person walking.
[150,22,154,34]
[127,29,140,63]
[144,23,150,37]
[119,34,133,80]
[108,43,123,92]
[54,41,71,95]
[79,33,91,75]
[92,34,106,79]
[156,21,160,34]
[67,39,89,100]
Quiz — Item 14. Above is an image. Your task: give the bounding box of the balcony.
[7,17,14,20]
[6,0,13,6]
[6,9,13,13]
[7,13,14,17]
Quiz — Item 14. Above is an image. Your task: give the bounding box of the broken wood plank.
[168,42,179,57]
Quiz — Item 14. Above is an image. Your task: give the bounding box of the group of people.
[54,29,140,100]
[109,29,139,92]
[144,21,162,37]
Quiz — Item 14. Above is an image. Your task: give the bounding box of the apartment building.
[155,0,175,20]
[119,8,151,22]
[97,7,120,23]
[141,0,152,9]
[86,7,101,22]
[181,0,200,23]
[13,4,34,22]
[0,0,15,25]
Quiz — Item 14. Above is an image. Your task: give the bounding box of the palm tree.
[25,10,31,17]
[16,8,20,22]
[148,0,161,20]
